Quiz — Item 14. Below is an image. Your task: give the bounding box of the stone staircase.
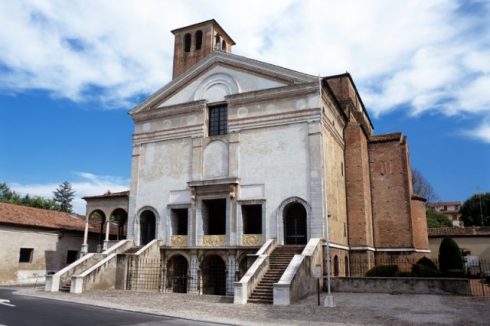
[248,245,304,304]
[124,246,142,254]
[60,280,71,292]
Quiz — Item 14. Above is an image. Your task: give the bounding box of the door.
[284,202,307,245]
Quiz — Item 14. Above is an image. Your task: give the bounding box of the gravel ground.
[11,287,490,325]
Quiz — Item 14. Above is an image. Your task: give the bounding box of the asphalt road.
[0,288,225,326]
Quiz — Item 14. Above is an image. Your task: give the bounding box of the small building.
[0,202,103,285]
[427,201,463,227]
[428,227,490,259]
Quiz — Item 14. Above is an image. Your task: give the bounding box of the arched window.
[195,30,203,50]
[184,33,191,52]
[221,40,226,52]
[215,34,220,49]
[344,256,349,276]
[333,255,339,276]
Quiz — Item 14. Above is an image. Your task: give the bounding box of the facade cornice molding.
[229,108,321,132]
[226,82,318,106]
[132,100,207,122]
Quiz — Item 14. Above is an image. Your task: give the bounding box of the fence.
[330,255,490,297]
[125,255,239,295]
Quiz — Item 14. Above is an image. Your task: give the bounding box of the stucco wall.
[0,225,97,284]
[429,237,490,259]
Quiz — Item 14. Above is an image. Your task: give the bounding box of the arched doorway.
[201,255,226,295]
[167,255,188,293]
[89,210,106,250]
[283,202,307,245]
[140,210,156,246]
[110,208,127,240]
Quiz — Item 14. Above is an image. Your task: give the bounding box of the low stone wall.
[331,277,470,295]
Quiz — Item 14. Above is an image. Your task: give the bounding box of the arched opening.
[89,210,106,250]
[195,30,203,50]
[344,256,349,276]
[201,255,226,295]
[184,33,191,52]
[215,34,220,49]
[221,40,226,52]
[333,255,339,276]
[110,208,127,240]
[167,255,188,293]
[140,210,156,246]
[283,202,307,245]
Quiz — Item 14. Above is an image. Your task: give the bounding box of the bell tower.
[171,19,236,79]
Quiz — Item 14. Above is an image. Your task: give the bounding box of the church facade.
[62,20,429,302]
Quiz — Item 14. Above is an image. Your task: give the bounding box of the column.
[226,253,236,296]
[81,216,89,256]
[188,253,199,294]
[103,218,111,251]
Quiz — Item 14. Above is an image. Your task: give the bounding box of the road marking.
[0,299,15,307]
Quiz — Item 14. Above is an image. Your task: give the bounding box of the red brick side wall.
[344,119,374,248]
[368,138,414,249]
[411,197,429,250]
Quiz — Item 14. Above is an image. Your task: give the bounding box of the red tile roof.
[428,227,490,237]
[0,202,98,233]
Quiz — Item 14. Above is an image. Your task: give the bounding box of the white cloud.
[0,0,489,141]
[10,172,129,215]
[464,119,490,144]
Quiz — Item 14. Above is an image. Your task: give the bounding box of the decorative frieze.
[202,235,225,247]
[241,234,262,246]
[171,235,188,246]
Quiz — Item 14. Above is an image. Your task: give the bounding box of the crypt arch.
[166,254,189,293]
[200,254,226,295]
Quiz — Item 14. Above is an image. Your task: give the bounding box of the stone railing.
[171,235,187,246]
[203,235,225,246]
[234,239,276,304]
[273,238,322,305]
[45,239,134,292]
[45,253,100,292]
[241,234,262,246]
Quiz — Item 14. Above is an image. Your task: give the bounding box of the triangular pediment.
[131,51,316,114]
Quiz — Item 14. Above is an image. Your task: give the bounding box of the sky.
[0,0,489,214]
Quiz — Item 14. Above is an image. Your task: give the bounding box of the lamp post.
[324,213,335,307]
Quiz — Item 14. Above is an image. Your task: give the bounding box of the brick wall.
[344,117,374,249]
[368,135,414,249]
[411,196,429,250]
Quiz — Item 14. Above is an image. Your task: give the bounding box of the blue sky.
[0,0,489,213]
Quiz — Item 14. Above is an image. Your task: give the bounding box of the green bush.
[444,269,465,278]
[438,237,463,273]
[394,271,417,277]
[365,265,399,277]
[412,264,442,277]
[416,257,438,270]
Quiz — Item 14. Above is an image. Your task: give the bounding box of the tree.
[412,168,439,202]
[426,208,452,228]
[53,181,75,213]
[1,182,59,210]
[460,192,490,227]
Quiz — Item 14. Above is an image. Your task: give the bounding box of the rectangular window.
[242,205,262,234]
[208,104,228,136]
[203,199,226,235]
[66,250,78,264]
[19,248,33,263]
[171,208,188,235]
